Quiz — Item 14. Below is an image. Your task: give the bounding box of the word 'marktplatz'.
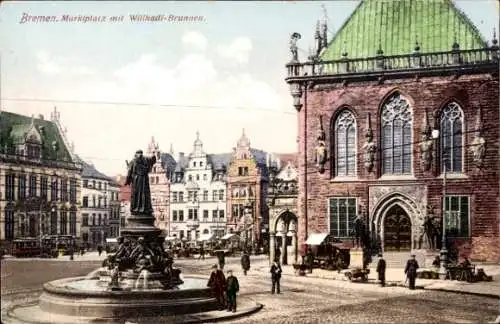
[19,13,206,24]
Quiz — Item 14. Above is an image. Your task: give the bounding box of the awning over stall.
[164,236,178,241]
[221,233,239,240]
[197,234,215,242]
[305,233,329,245]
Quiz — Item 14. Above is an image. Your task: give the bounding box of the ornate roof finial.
[452,33,460,51]
[169,143,174,155]
[376,39,384,56]
[196,130,200,140]
[321,3,328,49]
[492,27,498,47]
[341,41,348,58]
[414,35,421,53]
[30,114,35,126]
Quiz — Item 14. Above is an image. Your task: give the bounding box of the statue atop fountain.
[104,149,183,288]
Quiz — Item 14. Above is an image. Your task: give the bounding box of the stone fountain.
[7,150,222,323]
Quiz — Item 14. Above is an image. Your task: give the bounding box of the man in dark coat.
[207,264,226,310]
[376,253,386,287]
[306,248,314,273]
[404,254,419,290]
[270,260,282,294]
[225,270,239,312]
[241,251,250,275]
[218,251,225,270]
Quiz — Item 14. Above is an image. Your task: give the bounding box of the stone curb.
[424,287,500,299]
[253,266,499,299]
[173,303,264,324]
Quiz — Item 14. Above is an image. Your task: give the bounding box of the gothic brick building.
[286,0,499,262]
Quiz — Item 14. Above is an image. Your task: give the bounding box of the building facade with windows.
[226,129,274,250]
[286,0,499,261]
[146,137,176,233]
[168,132,230,242]
[0,108,82,248]
[77,157,120,247]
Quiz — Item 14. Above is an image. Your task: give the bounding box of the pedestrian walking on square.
[270,259,282,294]
[376,253,386,287]
[97,245,103,256]
[404,254,419,290]
[306,248,314,273]
[199,245,205,260]
[225,270,239,312]
[217,251,225,270]
[241,251,250,275]
[208,264,226,310]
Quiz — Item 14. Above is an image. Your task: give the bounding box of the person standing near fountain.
[208,264,226,310]
[225,270,239,313]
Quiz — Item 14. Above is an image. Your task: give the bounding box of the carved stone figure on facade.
[470,136,486,168]
[419,131,433,172]
[125,150,156,215]
[351,215,369,249]
[363,131,376,172]
[315,116,327,173]
[289,32,301,62]
[421,216,437,249]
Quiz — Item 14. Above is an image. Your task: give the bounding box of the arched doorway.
[383,205,412,251]
[270,211,298,265]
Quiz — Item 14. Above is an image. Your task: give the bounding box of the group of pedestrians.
[207,264,240,312]
[376,253,420,289]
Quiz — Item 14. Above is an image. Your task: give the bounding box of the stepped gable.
[321,0,488,61]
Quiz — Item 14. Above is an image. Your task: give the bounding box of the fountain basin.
[39,276,217,318]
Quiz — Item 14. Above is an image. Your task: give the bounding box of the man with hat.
[207,264,226,310]
[225,269,239,312]
[404,253,420,290]
[376,253,386,287]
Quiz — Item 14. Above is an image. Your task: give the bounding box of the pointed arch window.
[440,102,463,173]
[381,93,412,175]
[334,110,356,177]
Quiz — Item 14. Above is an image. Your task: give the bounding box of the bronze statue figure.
[315,116,327,173]
[125,150,156,215]
[290,32,301,62]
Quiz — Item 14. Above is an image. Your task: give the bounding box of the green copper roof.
[0,111,73,162]
[320,0,488,61]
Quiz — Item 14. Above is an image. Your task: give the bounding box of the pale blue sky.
[1,1,498,176]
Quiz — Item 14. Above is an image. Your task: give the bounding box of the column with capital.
[269,232,276,265]
[281,231,287,265]
[291,231,298,264]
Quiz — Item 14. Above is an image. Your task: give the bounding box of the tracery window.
[381,93,412,175]
[334,110,356,177]
[440,102,463,173]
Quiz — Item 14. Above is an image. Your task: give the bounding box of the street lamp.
[431,129,448,278]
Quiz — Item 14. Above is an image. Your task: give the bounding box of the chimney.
[38,114,44,120]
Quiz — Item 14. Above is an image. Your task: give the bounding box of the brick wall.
[297,75,500,262]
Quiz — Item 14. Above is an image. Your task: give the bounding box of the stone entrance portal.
[383,205,412,252]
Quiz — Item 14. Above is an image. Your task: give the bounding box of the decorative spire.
[421,108,430,135]
[414,35,421,53]
[30,114,35,126]
[492,27,498,48]
[50,106,60,122]
[315,20,321,56]
[452,33,460,51]
[341,41,348,58]
[476,105,483,136]
[365,113,373,139]
[169,143,174,155]
[321,4,328,49]
[376,39,384,56]
[196,130,200,140]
